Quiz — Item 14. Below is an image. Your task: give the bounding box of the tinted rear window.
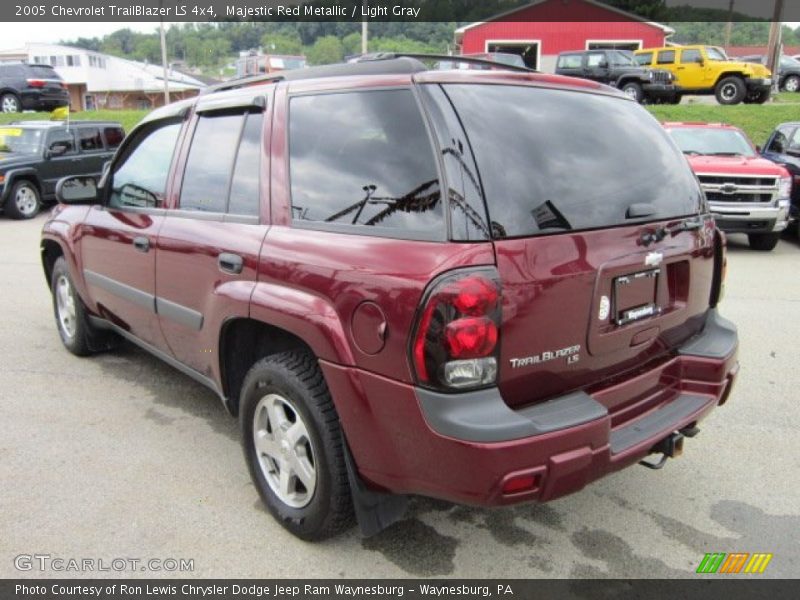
[435,84,701,238]
[28,65,61,79]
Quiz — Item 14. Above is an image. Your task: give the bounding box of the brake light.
[710,229,727,307]
[411,269,501,391]
[26,79,46,88]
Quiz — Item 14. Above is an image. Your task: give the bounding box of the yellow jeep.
[634,45,773,105]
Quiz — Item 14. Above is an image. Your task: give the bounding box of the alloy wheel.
[55,275,77,339]
[14,186,38,217]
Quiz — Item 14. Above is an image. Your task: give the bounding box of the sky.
[0,20,799,52]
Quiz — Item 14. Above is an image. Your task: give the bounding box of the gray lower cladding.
[83,269,203,331]
[417,309,737,444]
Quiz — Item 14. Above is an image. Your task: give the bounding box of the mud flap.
[343,441,408,537]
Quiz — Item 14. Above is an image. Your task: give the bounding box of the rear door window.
[103,127,124,149]
[657,50,675,64]
[78,128,103,152]
[558,55,582,69]
[288,89,442,237]
[431,84,701,238]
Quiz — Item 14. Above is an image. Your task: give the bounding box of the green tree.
[306,35,344,65]
[260,32,304,55]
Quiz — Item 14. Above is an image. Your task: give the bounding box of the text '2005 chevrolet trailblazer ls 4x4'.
[41,55,739,540]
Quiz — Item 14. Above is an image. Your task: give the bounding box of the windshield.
[667,127,756,157]
[426,84,701,238]
[0,127,45,154]
[609,51,636,66]
[705,47,728,61]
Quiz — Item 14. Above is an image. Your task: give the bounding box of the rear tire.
[4,180,41,219]
[620,81,643,103]
[748,233,780,251]
[715,77,746,105]
[782,75,800,93]
[240,351,354,540]
[1,93,20,113]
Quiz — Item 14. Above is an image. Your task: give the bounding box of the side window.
[109,121,181,209]
[558,55,582,69]
[681,49,701,64]
[289,89,442,233]
[103,127,124,149]
[767,128,791,154]
[657,50,675,65]
[46,130,76,155]
[586,53,606,67]
[78,128,103,152]
[789,128,800,153]
[634,52,652,66]
[227,112,262,216]
[179,113,244,213]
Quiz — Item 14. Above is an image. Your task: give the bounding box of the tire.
[51,257,95,356]
[715,77,746,105]
[744,89,771,104]
[782,75,800,93]
[240,351,354,540]
[1,92,20,113]
[748,233,780,251]
[669,93,683,105]
[4,180,41,219]
[620,81,644,103]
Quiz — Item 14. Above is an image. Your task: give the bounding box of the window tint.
[180,113,244,213]
[558,55,582,69]
[227,112,262,216]
[78,128,102,151]
[289,90,441,233]
[634,52,653,66]
[657,50,675,64]
[767,129,791,153]
[103,127,124,149]
[46,130,76,154]
[681,49,702,64]
[110,122,181,209]
[436,84,701,238]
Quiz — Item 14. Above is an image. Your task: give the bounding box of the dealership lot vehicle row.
[1,214,798,578]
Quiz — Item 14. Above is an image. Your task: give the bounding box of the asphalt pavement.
[1,213,798,579]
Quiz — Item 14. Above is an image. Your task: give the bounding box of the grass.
[0,109,147,133]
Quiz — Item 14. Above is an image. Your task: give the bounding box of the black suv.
[0,120,124,218]
[556,49,676,103]
[0,63,70,113]
[762,121,800,229]
[741,55,800,93]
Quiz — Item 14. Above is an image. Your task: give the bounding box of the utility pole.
[766,0,784,92]
[159,1,170,106]
[723,0,734,51]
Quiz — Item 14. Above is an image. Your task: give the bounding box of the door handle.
[133,236,150,252]
[218,252,243,275]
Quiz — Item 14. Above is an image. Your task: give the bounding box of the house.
[454,0,674,73]
[0,43,206,111]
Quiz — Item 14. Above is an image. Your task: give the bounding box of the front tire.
[782,75,800,93]
[5,180,41,219]
[744,89,771,104]
[748,232,780,251]
[51,257,94,356]
[620,81,643,103]
[1,93,20,113]
[240,351,354,540]
[715,77,746,105]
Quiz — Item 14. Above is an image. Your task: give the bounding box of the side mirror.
[755,144,762,153]
[55,176,99,204]
[46,142,70,158]
[697,56,705,65]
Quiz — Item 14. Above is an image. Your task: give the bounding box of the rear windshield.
[433,84,701,238]
[27,65,61,79]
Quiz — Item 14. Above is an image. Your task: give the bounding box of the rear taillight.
[26,79,46,88]
[411,268,501,391]
[710,229,727,308]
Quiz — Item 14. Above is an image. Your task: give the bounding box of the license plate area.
[614,269,661,326]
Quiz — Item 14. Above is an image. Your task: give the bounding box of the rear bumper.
[21,90,70,110]
[324,309,738,506]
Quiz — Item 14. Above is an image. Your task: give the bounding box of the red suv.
[41,56,739,540]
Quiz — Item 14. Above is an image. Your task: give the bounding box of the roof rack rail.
[200,73,286,95]
[354,52,538,74]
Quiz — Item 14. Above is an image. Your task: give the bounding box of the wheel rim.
[15,185,38,216]
[785,77,799,92]
[253,393,317,508]
[55,275,77,339]
[623,86,638,99]
[2,96,18,112]
[720,83,738,101]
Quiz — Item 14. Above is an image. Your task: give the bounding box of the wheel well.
[219,318,314,416]
[41,240,63,290]
[618,77,640,87]
[715,72,745,86]
[8,174,42,195]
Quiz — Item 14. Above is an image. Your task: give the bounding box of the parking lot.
[1,213,798,579]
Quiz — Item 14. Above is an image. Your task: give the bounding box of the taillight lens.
[411,268,501,391]
[26,79,46,88]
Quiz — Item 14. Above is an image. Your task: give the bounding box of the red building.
[455,0,674,73]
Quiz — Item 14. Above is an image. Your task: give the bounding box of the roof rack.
[354,52,538,74]
[201,53,536,96]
